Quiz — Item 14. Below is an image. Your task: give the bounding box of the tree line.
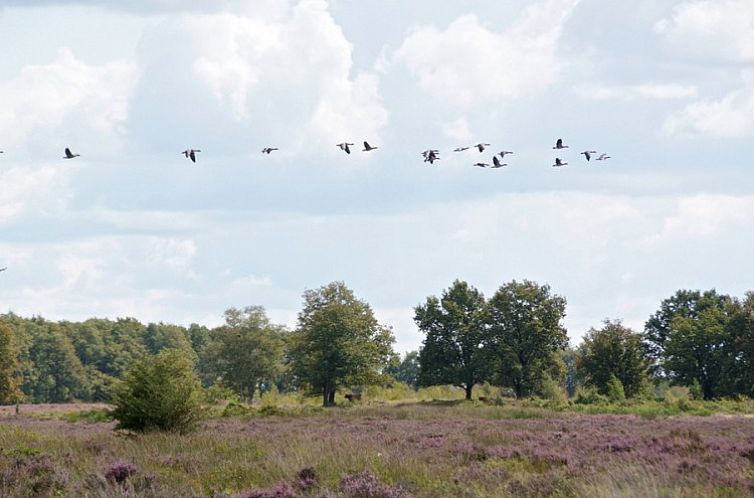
[1,280,753,407]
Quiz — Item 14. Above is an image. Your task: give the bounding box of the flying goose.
[261,147,278,154]
[362,141,378,152]
[581,150,597,161]
[474,143,491,153]
[491,156,507,168]
[596,154,611,161]
[499,151,514,157]
[337,142,354,154]
[473,162,489,168]
[453,146,470,152]
[553,158,567,167]
[182,149,201,163]
[553,139,569,150]
[422,149,440,164]
[64,148,80,159]
[0,267,6,272]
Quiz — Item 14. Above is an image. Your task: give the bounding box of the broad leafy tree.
[416,280,490,399]
[205,306,286,400]
[578,320,650,398]
[728,292,754,397]
[289,281,395,407]
[24,321,87,403]
[645,289,731,364]
[0,320,22,404]
[663,308,730,399]
[386,351,420,389]
[486,280,568,398]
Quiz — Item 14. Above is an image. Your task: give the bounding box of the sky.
[1,0,753,352]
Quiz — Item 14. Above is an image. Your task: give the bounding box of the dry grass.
[1,401,753,497]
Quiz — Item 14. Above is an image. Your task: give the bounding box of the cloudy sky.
[1,0,753,351]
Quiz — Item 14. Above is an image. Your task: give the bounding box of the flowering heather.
[2,402,754,496]
[104,459,137,483]
[340,471,412,498]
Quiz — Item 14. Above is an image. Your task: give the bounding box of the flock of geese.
[421,138,611,169]
[2,140,612,169]
[0,138,612,274]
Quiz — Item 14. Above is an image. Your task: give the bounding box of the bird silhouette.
[261,147,278,154]
[491,156,507,168]
[596,154,611,161]
[337,142,354,154]
[553,158,568,167]
[0,267,6,272]
[64,148,80,159]
[499,151,514,157]
[182,149,201,163]
[454,147,470,152]
[474,143,491,152]
[553,139,569,150]
[581,150,597,161]
[362,141,378,152]
[422,149,440,164]
[473,162,489,168]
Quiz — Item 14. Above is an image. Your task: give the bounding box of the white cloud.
[656,0,754,61]
[0,165,72,222]
[0,48,138,147]
[442,116,474,142]
[392,0,579,107]
[230,274,273,287]
[642,194,754,247]
[148,238,197,270]
[580,82,697,100]
[186,0,388,142]
[663,69,754,137]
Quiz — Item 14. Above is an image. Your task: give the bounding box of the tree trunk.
[323,383,336,407]
[465,384,473,400]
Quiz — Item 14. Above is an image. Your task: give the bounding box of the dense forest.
[1,280,753,406]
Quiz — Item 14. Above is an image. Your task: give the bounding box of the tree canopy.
[416,280,490,399]
[289,281,395,406]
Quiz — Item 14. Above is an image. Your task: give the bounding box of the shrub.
[606,375,626,402]
[222,401,251,418]
[111,349,203,433]
[574,387,608,405]
[340,470,411,498]
[104,460,137,484]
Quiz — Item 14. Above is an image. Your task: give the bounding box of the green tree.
[112,348,203,433]
[386,351,420,389]
[415,280,490,400]
[205,306,286,400]
[289,281,395,407]
[728,292,754,396]
[486,280,568,398]
[0,320,22,404]
[144,322,195,358]
[645,289,731,365]
[24,321,87,403]
[663,308,730,400]
[578,320,650,398]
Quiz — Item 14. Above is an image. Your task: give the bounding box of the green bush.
[111,349,203,433]
[606,375,626,402]
[221,401,250,417]
[574,387,609,405]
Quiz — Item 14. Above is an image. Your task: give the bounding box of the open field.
[1,401,754,497]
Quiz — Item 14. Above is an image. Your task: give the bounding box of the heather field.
[2,401,754,498]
